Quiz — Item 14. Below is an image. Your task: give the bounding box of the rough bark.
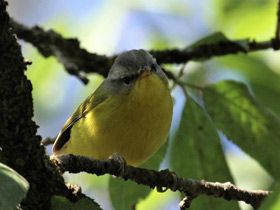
[0,1,70,209]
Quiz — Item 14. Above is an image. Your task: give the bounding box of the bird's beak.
[139,69,151,79]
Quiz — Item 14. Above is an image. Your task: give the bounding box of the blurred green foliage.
[7,0,280,209]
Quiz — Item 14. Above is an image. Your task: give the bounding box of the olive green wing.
[52,86,108,153]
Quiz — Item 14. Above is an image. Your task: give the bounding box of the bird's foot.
[156,169,178,192]
[109,152,127,177]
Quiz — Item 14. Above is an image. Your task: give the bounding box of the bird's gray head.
[109,49,154,79]
[103,49,168,95]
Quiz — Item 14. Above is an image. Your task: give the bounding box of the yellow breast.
[62,74,173,166]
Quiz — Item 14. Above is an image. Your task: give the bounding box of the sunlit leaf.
[109,139,168,210]
[51,195,102,210]
[170,96,239,210]
[217,54,280,117]
[203,80,280,178]
[0,163,29,210]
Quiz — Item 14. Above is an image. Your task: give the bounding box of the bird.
[52,49,173,166]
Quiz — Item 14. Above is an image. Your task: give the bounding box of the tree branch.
[10,20,113,84]
[0,1,91,208]
[53,154,270,209]
[41,137,56,146]
[10,20,280,84]
[6,1,279,209]
[179,195,197,210]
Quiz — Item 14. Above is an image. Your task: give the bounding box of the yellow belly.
[60,74,173,166]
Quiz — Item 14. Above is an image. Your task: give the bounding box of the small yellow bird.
[52,49,173,166]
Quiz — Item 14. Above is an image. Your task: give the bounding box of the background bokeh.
[7,0,279,209]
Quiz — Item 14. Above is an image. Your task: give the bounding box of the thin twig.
[10,20,111,84]
[170,63,188,90]
[41,137,56,146]
[10,20,280,84]
[178,63,187,78]
[52,155,270,209]
[177,80,204,91]
[163,69,203,94]
[171,75,204,95]
[179,195,197,210]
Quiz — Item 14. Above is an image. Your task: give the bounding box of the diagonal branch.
[53,154,270,209]
[10,20,280,84]
[10,20,113,84]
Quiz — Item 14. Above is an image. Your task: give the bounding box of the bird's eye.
[122,76,131,85]
[151,63,157,72]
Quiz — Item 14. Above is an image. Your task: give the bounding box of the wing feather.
[52,85,107,153]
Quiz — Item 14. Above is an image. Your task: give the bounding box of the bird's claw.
[109,152,127,177]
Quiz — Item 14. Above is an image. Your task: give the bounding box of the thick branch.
[0,1,88,208]
[10,20,280,84]
[53,155,270,209]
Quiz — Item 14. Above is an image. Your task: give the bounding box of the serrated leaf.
[51,195,102,210]
[217,54,280,117]
[109,139,168,210]
[170,96,239,210]
[203,80,280,179]
[0,163,29,210]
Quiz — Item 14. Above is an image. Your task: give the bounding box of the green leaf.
[51,196,102,210]
[190,32,228,47]
[189,31,250,51]
[217,54,280,117]
[235,39,250,51]
[0,163,29,210]
[260,184,280,210]
[203,80,280,178]
[188,32,249,61]
[109,139,168,210]
[170,96,239,210]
